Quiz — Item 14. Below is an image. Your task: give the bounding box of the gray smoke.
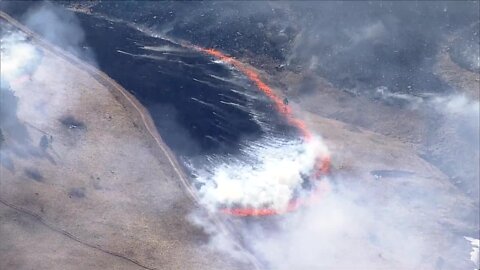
[21,1,96,64]
[0,1,96,167]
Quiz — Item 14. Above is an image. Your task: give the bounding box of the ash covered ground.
[1,1,479,270]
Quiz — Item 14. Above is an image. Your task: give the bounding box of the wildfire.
[194,47,331,216]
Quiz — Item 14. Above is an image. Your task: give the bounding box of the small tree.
[0,128,4,146]
[39,135,49,150]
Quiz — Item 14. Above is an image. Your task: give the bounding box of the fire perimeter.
[192,46,331,216]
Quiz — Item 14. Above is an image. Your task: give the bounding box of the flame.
[193,47,331,216]
[196,48,313,140]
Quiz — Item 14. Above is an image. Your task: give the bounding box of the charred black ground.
[70,14,296,158]
[4,1,478,96]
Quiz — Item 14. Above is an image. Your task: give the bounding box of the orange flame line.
[193,47,330,216]
[196,48,313,140]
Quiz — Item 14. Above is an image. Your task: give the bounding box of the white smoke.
[0,33,39,80]
[192,171,478,269]
[189,117,478,269]
[22,1,95,63]
[192,136,329,212]
[1,1,97,81]
[0,2,97,160]
[433,94,480,119]
[431,94,480,201]
[465,237,480,269]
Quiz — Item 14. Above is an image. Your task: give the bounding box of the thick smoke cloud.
[193,173,477,269]
[193,137,328,212]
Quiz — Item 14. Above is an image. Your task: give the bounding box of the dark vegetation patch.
[68,187,86,199]
[38,134,50,150]
[0,155,15,172]
[24,168,44,182]
[39,135,48,148]
[59,115,86,130]
[0,128,4,145]
[0,79,30,144]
